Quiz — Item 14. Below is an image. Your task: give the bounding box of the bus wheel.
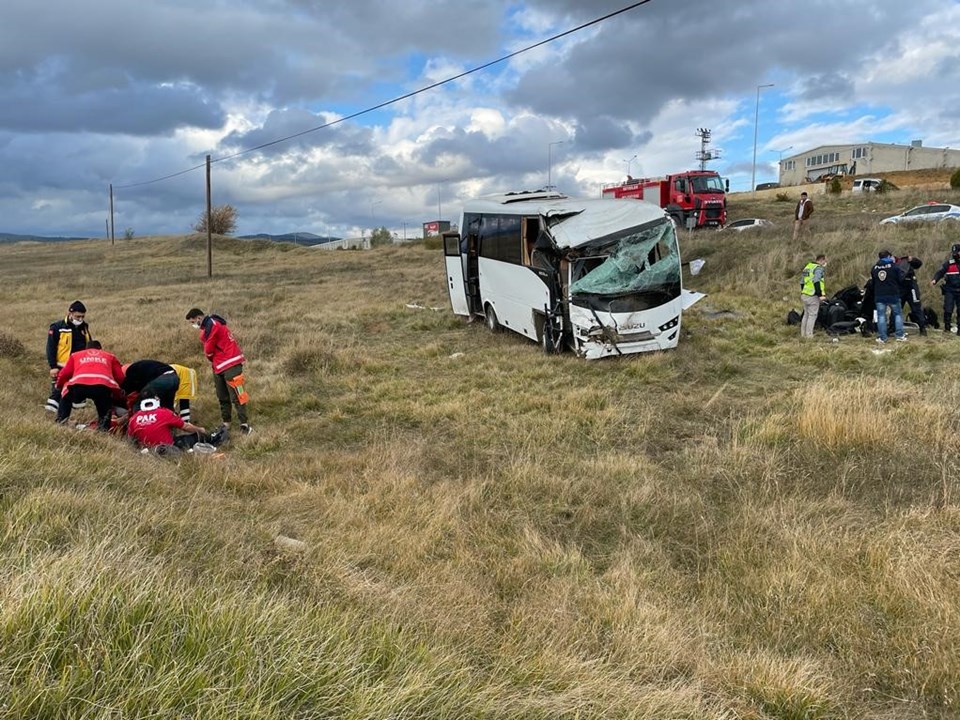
[485,304,501,332]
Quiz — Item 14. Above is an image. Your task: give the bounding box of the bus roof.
[461,195,668,249]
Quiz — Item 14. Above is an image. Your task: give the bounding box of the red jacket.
[198,315,245,374]
[127,406,184,447]
[56,348,125,392]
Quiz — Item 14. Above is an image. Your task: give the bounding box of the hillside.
[1,195,959,718]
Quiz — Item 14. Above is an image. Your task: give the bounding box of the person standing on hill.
[896,254,927,335]
[931,245,960,334]
[793,192,814,241]
[185,308,252,434]
[872,250,907,344]
[799,254,827,338]
[54,340,125,430]
[45,300,92,413]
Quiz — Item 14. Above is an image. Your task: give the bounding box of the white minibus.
[443,191,703,359]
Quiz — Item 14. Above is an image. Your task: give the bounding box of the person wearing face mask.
[45,300,92,413]
[185,308,252,435]
[931,244,960,334]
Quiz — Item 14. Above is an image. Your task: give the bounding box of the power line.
[115,1,653,189]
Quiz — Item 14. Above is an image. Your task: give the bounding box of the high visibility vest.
[801,262,824,296]
[170,364,198,402]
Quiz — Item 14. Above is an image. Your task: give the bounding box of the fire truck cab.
[602,170,728,229]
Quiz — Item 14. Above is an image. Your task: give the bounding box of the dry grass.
[1,191,960,718]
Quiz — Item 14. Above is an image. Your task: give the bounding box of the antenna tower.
[695,128,721,171]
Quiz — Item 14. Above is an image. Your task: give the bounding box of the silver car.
[722,218,774,232]
[880,203,960,225]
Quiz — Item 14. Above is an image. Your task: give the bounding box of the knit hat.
[68,300,86,313]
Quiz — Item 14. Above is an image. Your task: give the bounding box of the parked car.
[722,218,774,232]
[879,202,960,225]
[852,178,883,192]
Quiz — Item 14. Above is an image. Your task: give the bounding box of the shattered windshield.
[569,219,680,298]
[690,175,725,193]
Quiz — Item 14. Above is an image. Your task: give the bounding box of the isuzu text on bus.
[443,191,704,360]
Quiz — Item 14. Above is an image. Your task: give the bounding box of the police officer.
[931,245,960,334]
[872,250,907,343]
[45,300,92,413]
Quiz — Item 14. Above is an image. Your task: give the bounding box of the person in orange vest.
[185,308,252,434]
[54,340,125,430]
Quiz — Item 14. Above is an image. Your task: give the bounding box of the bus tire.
[485,304,501,332]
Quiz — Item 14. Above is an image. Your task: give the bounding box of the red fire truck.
[601,170,728,229]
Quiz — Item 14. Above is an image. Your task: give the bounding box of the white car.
[723,218,774,232]
[880,203,960,225]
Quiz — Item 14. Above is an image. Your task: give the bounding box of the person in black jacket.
[931,245,960,334]
[896,254,926,335]
[872,250,906,343]
[45,300,92,413]
[120,359,181,413]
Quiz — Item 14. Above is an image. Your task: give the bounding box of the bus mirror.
[724,178,730,192]
[442,232,462,256]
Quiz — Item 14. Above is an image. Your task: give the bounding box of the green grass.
[1,189,960,718]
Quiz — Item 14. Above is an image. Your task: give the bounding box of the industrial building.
[778,140,960,186]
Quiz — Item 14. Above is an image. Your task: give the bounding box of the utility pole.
[206,155,213,278]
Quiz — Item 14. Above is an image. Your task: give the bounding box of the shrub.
[123,227,135,240]
[828,177,842,195]
[0,332,25,357]
[951,168,960,190]
[775,192,791,202]
[876,179,898,194]
[194,204,238,235]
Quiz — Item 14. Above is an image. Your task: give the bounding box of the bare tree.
[194,204,238,235]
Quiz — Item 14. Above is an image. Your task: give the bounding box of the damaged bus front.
[443,191,703,359]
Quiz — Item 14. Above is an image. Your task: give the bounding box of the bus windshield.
[569,219,679,297]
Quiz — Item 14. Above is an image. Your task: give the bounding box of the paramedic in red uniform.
[185,308,252,434]
[127,394,207,449]
[54,340,125,430]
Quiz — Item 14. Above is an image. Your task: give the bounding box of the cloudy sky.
[1,0,958,238]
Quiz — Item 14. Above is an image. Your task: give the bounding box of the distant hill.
[238,232,341,246]
[0,232,95,243]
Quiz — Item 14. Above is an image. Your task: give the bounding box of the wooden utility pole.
[109,184,115,245]
[206,155,213,278]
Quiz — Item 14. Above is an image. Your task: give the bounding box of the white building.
[778,141,960,186]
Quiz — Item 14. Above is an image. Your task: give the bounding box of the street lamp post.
[623,154,637,180]
[751,83,774,196]
[547,141,565,190]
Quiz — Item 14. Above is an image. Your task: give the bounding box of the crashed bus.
[443,191,703,359]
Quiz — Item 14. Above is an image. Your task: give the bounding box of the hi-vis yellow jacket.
[171,364,198,402]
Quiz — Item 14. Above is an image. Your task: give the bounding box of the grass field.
[2,184,960,718]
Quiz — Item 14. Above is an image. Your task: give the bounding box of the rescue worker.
[45,300,92,413]
[872,250,907,344]
[895,254,926,335]
[931,245,960,334]
[127,392,214,450]
[185,308,252,434]
[54,340,125,430]
[121,360,199,422]
[799,254,827,338]
[171,363,198,422]
[121,359,181,413]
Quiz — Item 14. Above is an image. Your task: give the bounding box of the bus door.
[442,232,470,316]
